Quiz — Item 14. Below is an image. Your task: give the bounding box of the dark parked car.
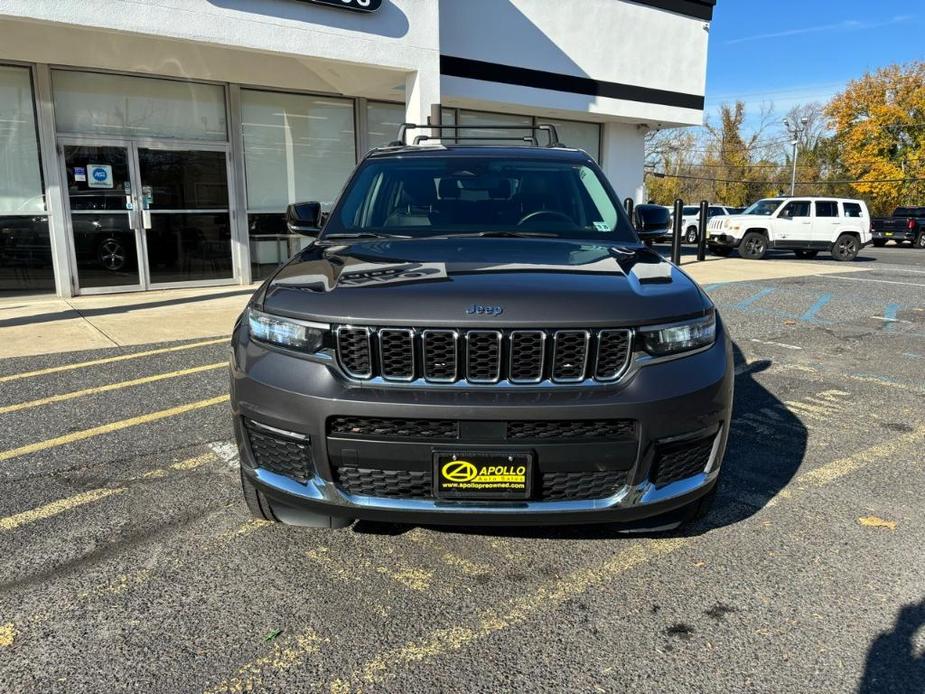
[231,127,734,530]
[870,207,925,248]
[633,204,672,244]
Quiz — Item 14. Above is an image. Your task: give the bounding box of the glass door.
[61,143,143,291]
[136,147,233,286]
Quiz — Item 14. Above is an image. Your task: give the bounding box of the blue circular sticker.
[92,168,108,182]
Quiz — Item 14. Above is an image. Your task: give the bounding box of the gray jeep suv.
[230,126,733,530]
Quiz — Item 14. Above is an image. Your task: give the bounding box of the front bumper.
[707,233,741,248]
[231,318,734,526]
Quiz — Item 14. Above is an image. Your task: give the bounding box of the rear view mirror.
[286,202,323,236]
[779,208,792,219]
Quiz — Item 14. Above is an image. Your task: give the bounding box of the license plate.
[885,232,893,236]
[434,452,532,500]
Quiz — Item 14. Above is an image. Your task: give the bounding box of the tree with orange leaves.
[825,62,925,215]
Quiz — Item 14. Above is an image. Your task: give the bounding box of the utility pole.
[783,117,808,196]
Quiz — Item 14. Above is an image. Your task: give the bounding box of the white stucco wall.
[439,0,708,128]
[0,0,441,116]
[602,122,647,203]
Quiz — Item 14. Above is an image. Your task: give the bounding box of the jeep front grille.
[334,327,632,385]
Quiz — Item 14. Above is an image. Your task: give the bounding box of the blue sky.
[706,0,923,131]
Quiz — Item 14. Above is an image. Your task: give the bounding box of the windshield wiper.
[430,231,560,239]
[321,232,412,241]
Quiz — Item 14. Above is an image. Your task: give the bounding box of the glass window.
[1,65,54,294]
[843,202,863,218]
[52,70,227,141]
[781,200,811,218]
[815,201,839,217]
[743,199,783,216]
[542,118,601,161]
[1,66,45,214]
[366,102,404,151]
[241,90,355,280]
[331,157,635,242]
[458,110,533,145]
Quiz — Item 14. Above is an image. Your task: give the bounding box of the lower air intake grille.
[651,436,715,486]
[541,470,628,500]
[246,425,314,483]
[506,419,635,441]
[328,416,459,440]
[334,466,432,498]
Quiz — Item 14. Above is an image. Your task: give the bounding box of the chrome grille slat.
[422,329,459,382]
[594,329,632,381]
[378,328,415,381]
[465,330,503,383]
[551,330,590,383]
[335,326,373,379]
[508,331,546,384]
[335,326,633,385]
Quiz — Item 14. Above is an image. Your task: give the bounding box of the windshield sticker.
[593,221,611,232]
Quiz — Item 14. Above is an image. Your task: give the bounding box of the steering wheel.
[517,210,574,226]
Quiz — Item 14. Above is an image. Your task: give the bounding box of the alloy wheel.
[99,239,127,271]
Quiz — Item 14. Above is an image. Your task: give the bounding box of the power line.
[645,171,925,186]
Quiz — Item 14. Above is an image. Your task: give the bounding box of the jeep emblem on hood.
[466,304,504,316]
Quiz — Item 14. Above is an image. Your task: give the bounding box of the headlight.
[638,311,716,357]
[246,308,326,352]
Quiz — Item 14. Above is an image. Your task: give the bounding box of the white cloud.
[725,15,912,45]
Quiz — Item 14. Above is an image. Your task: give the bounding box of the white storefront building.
[0,0,713,297]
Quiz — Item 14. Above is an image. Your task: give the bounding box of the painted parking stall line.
[734,287,775,309]
[0,338,226,384]
[0,395,229,463]
[800,293,832,323]
[0,362,226,415]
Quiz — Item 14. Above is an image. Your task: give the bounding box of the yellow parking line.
[0,362,226,415]
[0,452,217,532]
[203,631,326,694]
[329,539,685,693]
[0,395,229,463]
[0,337,226,384]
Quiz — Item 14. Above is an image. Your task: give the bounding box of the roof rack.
[389,123,564,148]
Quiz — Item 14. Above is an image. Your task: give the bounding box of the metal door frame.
[58,136,238,294]
[57,136,145,295]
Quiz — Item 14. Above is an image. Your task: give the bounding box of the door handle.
[142,210,152,230]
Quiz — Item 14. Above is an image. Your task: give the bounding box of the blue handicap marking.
[734,287,775,309]
[801,293,832,323]
[884,303,900,333]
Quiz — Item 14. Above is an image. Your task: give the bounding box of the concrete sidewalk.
[0,257,866,358]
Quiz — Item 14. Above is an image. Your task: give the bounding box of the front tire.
[241,468,278,522]
[794,249,819,259]
[915,232,925,249]
[832,233,860,261]
[739,232,768,260]
[686,226,699,244]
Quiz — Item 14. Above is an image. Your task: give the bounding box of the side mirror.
[286,202,322,236]
[779,209,791,219]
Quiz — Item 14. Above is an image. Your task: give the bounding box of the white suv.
[707,197,871,261]
[675,205,742,243]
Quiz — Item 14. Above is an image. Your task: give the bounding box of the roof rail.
[389,123,564,148]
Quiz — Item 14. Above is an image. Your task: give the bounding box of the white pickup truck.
[707,197,871,261]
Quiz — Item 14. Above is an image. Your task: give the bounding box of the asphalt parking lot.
[1,246,924,693]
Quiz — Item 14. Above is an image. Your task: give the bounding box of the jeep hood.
[260,238,709,327]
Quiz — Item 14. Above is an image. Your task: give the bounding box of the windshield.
[324,157,637,242]
[743,199,783,216]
